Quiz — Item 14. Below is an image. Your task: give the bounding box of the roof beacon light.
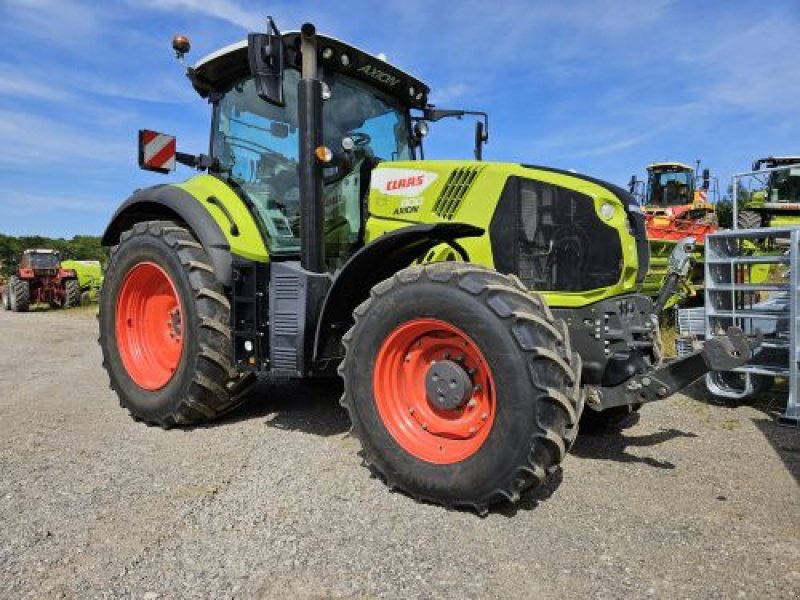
[172,34,191,62]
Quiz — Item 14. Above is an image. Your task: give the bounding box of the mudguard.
[313,222,484,363]
[101,176,269,287]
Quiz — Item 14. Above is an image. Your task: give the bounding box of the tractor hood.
[366,160,649,293]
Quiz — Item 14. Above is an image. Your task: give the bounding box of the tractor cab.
[644,162,714,211]
[632,161,717,231]
[187,32,429,271]
[752,156,800,205]
[20,249,61,273]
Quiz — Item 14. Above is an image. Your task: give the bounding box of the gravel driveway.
[1,308,798,598]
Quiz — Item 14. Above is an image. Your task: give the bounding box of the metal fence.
[702,226,798,425]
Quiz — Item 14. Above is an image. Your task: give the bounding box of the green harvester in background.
[60,260,104,305]
[737,156,800,229]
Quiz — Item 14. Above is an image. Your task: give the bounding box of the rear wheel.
[98,220,250,427]
[10,276,30,312]
[737,210,762,230]
[64,278,80,308]
[340,263,583,513]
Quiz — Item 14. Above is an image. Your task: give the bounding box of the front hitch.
[593,327,761,409]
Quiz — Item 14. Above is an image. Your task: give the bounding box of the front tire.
[340,263,583,512]
[10,276,30,312]
[737,210,762,230]
[98,221,248,427]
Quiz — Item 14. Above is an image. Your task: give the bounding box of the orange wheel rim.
[373,318,496,464]
[115,262,184,390]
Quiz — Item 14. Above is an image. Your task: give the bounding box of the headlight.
[600,202,616,220]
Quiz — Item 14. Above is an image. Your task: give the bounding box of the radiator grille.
[433,166,483,220]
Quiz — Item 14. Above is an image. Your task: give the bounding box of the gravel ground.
[0,308,798,599]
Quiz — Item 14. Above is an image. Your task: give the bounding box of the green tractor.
[737,156,800,229]
[98,20,753,512]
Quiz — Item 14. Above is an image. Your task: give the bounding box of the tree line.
[0,233,109,277]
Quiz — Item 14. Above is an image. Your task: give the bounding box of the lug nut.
[468,426,476,434]
[408,407,415,415]
[467,399,477,409]
[421,423,428,430]
[481,412,488,421]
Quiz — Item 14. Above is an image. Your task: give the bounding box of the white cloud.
[137,0,263,31]
[0,109,132,168]
[0,65,77,102]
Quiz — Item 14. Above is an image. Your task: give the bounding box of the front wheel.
[98,221,249,427]
[340,263,583,513]
[737,210,762,230]
[10,276,30,312]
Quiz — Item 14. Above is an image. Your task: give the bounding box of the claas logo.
[385,175,425,192]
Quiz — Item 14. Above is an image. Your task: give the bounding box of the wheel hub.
[373,318,497,464]
[425,359,473,410]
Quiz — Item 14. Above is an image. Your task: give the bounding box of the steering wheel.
[348,132,372,147]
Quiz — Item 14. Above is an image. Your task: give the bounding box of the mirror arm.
[176,151,219,172]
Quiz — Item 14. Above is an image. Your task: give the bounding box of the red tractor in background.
[1,249,80,312]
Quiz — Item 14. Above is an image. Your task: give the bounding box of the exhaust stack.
[298,22,325,273]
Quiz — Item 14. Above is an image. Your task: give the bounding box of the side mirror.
[474,121,488,161]
[248,17,284,106]
[138,129,176,174]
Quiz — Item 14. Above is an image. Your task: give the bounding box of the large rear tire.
[64,278,80,308]
[340,263,583,513]
[10,276,30,312]
[98,221,250,427]
[737,210,762,230]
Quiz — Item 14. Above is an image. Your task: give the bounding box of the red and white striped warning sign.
[139,129,176,173]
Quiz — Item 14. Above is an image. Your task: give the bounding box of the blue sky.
[1,0,799,237]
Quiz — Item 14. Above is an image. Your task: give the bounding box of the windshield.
[768,168,800,203]
[213,69,412,257]
[23,253,59,269]
[648,169,695,207]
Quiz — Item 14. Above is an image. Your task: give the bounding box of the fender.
[313,222,484,364]
[101,177,269,287]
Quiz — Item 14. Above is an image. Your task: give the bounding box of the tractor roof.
[752,156,800,170]
[189,32,430,109]
[646,162,694,172]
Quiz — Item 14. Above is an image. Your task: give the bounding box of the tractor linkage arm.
[593,327,761,410]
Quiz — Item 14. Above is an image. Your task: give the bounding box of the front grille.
[490,176,623,292]
[432,166,483,220]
